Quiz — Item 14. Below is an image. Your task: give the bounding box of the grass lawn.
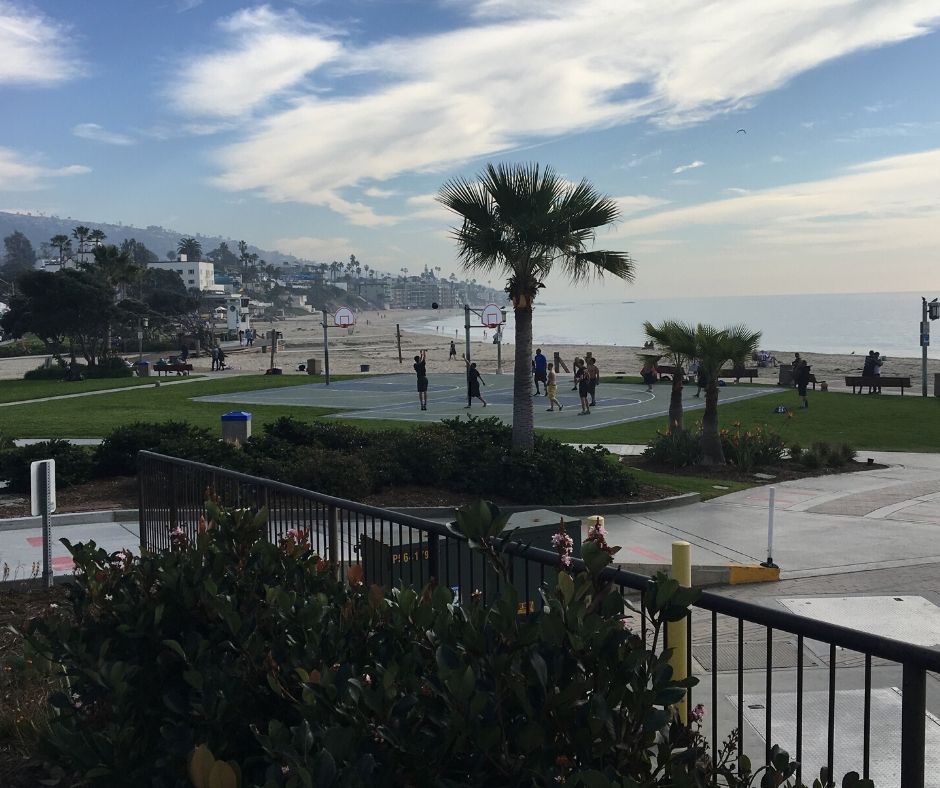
[0,374,343,437]
[548,385,940,452]
[0,376,162,404]
[627,467,755,501]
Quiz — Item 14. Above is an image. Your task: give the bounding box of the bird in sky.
[736,128,747,134]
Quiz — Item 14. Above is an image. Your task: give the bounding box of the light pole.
[137,317,148,362]
[922,297,939,398]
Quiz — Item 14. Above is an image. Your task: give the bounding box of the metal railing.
[138,451,939,787]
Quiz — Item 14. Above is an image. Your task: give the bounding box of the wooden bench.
[845,375,912,394]
[718,367,758,383]
[153,362,193,377]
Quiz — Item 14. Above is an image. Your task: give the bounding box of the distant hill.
[0,211,301,266]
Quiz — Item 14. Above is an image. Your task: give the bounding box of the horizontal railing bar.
[141,451,940,671]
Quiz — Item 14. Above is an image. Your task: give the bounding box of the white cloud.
[672,160,705,175]
[176,0,203,11]
[839,121,940,141]
[0,147,91,190]
[0,1,83,85]
[172,1,940,224]
[724,187,750,195]
[770,154,784,163]
[364,187,399,199]
[613,194,670,215]
[72,123,135,146]
[623,149,662,168]
[274,235,351,260]
[169,6,341,117]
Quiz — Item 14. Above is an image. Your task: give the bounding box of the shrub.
[794,441,858,471]
[282,446,375,499]
[94,421,211,477]
[0,440,94,493]
[23,361,68,381]
[839,442,857,463]
[24,500,842,787]
[83,357,133,379]
[788,442,803,462]
[720,423,786,471]
[643,428,702,468]
[0,336,50,358]
[264,416,371,451]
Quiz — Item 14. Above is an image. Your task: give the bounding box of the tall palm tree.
[88,228,107,248]
[643,320,697,431]
[695,323,762,465]
[72,225,91,264]
[439,162,634,450]
[50,234,70,263]
[177,237,202,261]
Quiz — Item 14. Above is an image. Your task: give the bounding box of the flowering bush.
[720,423,786,471]
[643,428,702,468]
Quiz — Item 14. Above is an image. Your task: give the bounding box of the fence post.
[169,464,179,551]
[138,457,147,552]
[901,662,926,788]
[668,540,692,724]
[328,505,339,578]
[427,532,440,584]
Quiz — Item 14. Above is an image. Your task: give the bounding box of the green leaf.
[161,639,187,662]
[314,748,336,786]
[557,571,574,604]
[529,652,548,689]
[573,769,612,788]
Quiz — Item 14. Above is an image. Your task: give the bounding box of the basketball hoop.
[334,306,356,328]
[481,303,502,329]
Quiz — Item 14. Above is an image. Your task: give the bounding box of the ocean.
[405,291,940,360]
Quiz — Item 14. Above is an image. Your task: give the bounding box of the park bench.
[718,367,758,383]
[844,375,912,395]
[153,362,193,377]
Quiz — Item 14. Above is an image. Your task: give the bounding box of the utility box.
[306,358,322,375]
[135,360,150,377]
[221,411,252,445]
[360,509,581,613]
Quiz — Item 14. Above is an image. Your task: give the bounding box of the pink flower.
[691,703,705,722]
[552,521,574,569]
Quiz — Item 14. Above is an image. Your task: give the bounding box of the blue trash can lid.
[221,411,252,421]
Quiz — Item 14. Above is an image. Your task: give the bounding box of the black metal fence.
[138,451,940,787]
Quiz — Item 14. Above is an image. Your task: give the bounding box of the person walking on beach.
[448,340,457,360]
[414,350,429,410]
[463,355,487,407]
[533,348,548,395]
[795,358,811,409]
[546,366,563,411]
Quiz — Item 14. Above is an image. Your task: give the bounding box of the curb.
[615,561,781,588]
[0,509,138,532]
[389,492,700,519]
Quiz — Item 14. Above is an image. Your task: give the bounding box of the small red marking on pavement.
[627,546,668,562]
[26,536,44,547]
[52,557,74,570]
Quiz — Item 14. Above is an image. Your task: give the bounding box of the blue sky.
[1,0,939,300]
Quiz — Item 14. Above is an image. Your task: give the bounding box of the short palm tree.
[643,320,697,432]
[50,234,70,263]
[695,324,762,465]
[88,228,107,248]
[439,162,634,450]
[72,225,91,263]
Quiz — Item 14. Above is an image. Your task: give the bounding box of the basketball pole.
[464,304,472,406]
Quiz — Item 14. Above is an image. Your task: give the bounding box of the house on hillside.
[148,255,215,291]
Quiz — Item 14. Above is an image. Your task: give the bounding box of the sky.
[1,0,939,301]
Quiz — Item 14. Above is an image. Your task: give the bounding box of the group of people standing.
[862,350,885,394]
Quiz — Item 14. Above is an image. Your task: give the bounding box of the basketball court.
[194,373,775,431]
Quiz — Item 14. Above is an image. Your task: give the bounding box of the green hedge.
[24,501,826,787]
[23,357,133,381]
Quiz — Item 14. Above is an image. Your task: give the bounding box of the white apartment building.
[148,255,215,291]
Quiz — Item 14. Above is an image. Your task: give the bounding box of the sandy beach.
[3,307,940,395]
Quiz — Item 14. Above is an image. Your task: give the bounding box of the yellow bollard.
[668,540,692,724]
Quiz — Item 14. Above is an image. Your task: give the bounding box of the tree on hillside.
[207,241,239,269]
[140,267,197,320]
[177,237,202,261]
[72,225,91,263]
[87,244,141,301]
[694,324,762,465]
[439,162,634,450]
[643,320,697,431]
[2,231,37,274]
[120,238,158,267]
[0,269,117,365]
[50,234,71,263]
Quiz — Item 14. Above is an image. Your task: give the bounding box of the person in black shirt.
[414,350,428,410]
[463,355,487,407]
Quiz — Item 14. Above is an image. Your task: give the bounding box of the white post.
[921,297,929,398]
[762,486,777,568]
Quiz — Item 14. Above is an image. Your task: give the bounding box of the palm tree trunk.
[511,306,535,450]
[699,380,724,465]
[668,371,684,432]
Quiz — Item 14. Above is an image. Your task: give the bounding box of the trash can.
[221,411,252,445]
[135,360,150,377]
[360,364,371,373]
[777,364,794,387]
[306,358,321,375]
[934,373,940,397]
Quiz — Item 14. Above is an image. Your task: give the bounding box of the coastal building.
[147,255,215,291]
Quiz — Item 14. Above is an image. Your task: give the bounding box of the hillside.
[0,211,300,266]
